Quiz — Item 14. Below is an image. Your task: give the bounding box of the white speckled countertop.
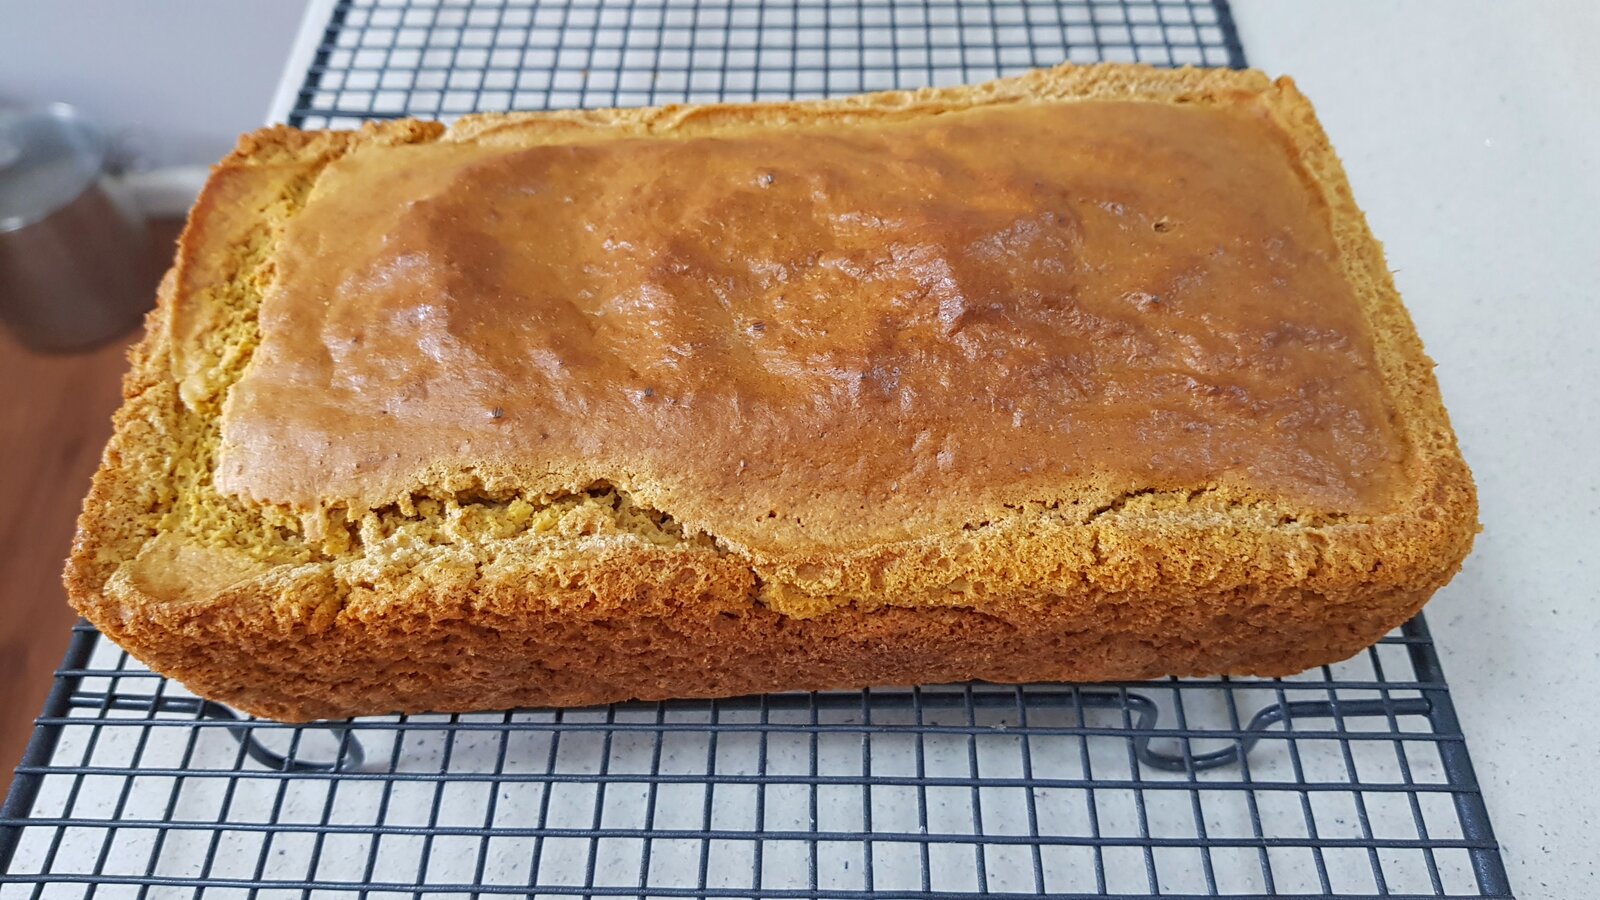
[1232,1,1600,894]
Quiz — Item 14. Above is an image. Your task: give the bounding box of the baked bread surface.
[67,64,1477,722]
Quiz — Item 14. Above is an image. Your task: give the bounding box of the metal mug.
[0,104,155,352]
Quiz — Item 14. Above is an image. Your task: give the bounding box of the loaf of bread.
[66,64,1476,722]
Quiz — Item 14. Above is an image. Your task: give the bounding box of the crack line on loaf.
[303,479,720,558]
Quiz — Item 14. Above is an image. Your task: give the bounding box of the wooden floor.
[0,221,179,797]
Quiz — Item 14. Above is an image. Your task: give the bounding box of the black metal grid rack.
[2,1,1511,897]
[286,0,1244,129]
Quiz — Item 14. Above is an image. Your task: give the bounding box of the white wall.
[0,1,309,169]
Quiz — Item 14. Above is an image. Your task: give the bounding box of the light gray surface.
[0,0,307,168]
[1234,1,1600,895]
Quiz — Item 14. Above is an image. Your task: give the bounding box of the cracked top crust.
[68,64,1476,627]
[216,96,1402,556]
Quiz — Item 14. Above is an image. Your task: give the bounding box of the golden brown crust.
[221,94,1408,563]
[64,64,1477,722]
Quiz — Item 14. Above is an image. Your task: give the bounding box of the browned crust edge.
[64,64,1477,722]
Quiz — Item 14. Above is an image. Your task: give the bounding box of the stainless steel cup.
[0,104,155,352]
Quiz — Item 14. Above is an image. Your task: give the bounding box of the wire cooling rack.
[1,619,1511,898]
[282,0,1245,127]
[3,1,1512,897]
